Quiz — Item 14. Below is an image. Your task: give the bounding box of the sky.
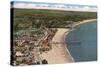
[11,0,98,6]
[11,0,97,12]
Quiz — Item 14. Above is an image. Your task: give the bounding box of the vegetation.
[42,59,48,64]
[12,8,97,32]
[12,8,97,65]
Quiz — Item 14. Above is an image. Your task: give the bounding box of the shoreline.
[64,19,97,62]
[74,19,97,27]
[40,19,96,64]
[40,28,74,64]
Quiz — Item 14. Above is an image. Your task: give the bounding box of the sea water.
[65,21,97,62]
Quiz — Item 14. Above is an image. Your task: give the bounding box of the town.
[13,27,57,65]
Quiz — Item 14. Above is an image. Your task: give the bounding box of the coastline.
[40,19,97,64]
[64,19,97,62]
[40,28,74,64]
[74,19,97,27]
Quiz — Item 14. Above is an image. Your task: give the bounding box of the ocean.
[65,21,97,62]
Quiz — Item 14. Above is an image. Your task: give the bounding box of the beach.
[40,28,74,64]
[74,19,97,27]
[40,19,97,64]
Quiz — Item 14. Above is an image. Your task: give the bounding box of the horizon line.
[11,1,97,8]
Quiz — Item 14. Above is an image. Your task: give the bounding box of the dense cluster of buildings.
[13,28,57,65]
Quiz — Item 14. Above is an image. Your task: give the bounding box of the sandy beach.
[39,19,97,64]
[40,28,74,64]
[74,19,97,27]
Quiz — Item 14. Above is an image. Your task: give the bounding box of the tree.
[42,59,48,64]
